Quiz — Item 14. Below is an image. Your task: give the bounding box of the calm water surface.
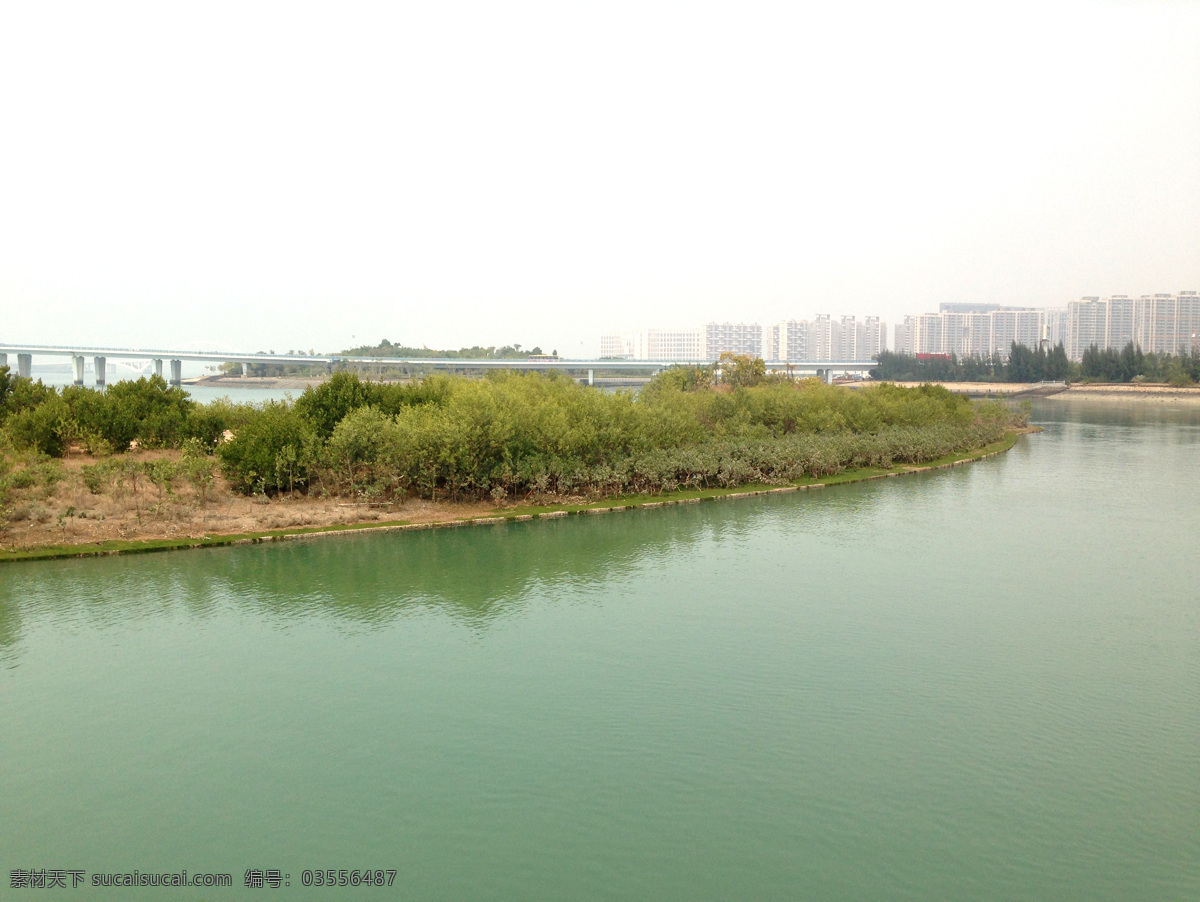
[2,401,1198,899]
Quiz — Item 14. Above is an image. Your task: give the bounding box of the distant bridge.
[0,342,878,387]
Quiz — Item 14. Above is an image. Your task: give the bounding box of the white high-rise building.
[1107,296,1136,351]
[646,329,704,361]
[859,316,887,359]
[834,316,858,360]
[704,322,763,360]
[811,315,833,361]
[1132,292,1200,355]
[1045,308,1069,349]
[1066,298,1106,360]
[769,320,816,361]
[915,314,944,355]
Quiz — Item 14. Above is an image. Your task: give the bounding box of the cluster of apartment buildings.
[600,317,887,363]
[1064,293,1199,360]
[895,293,1199,361]
[603,292,1198,364]
[893,304,1066,360]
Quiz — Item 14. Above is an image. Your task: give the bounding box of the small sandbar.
[1049,384,1200,404]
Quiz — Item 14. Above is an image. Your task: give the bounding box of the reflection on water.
[1,493,840,653]
[1032,396,1200,429]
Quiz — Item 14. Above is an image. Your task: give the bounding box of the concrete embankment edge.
[1,432,1024,564]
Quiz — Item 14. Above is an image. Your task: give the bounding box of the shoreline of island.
[0,430,1029,564]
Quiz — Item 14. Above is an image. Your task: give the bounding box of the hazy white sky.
[2,0,1197,357]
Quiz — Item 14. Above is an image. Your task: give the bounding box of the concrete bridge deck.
[0,342,877,387]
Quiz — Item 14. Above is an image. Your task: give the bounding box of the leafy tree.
[61,376,194,450]
[6,394,71,456]
[1008,342,1036,382]
[718,352,768,388]
[217,402,315,494]
[294,371,377,440]
[645,364,714,394]
[1045,343,1070,380]
[1,376,57,422]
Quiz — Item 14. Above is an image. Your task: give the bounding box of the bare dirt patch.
[0,448,497,552]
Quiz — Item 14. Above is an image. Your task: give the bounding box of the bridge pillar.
[18,353,32,378]
[73,355,85,386]
[153,358,163,379]
[588,368,594,386]
[169,359,182,386]
[93,356,107,388]
[0,352,6,370]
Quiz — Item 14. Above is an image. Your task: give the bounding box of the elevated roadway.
[0,342,877,387]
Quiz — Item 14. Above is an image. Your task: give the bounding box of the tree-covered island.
[0,360,1029,559]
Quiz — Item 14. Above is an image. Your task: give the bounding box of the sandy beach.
[1046,383,1200,403]
[884,381,1200,403]
[886,381,1036,395]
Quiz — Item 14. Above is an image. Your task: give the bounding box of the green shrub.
[61,377,194,450]
[81,459,121,495]
[10,468,37,489]
[294,372,380,440]
[106,377,194,448]
[0,375,57,423]
[178,439,216,502]
[35,459,66,490]
[294,371,453,440]
[217,402,314,494]
[6,395,71,456]
[144,459,179,498]
[182,399,235,448]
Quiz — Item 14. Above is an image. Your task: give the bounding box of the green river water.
[2,400,1198,900]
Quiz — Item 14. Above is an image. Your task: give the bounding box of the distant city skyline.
[601,318,888,363]
[602,290,1198,363]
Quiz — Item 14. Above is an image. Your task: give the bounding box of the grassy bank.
[0,430,1025,564]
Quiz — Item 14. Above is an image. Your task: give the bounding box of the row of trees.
[871,343,1200,385]
[0,371,230,457]
[216,340,557,379]
[871,343,1070,383]
[1077,343,1200,383]
[0,366,1024,504]
[343,339,553,359]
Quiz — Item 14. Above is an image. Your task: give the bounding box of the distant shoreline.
[885,381,1200,403]
[186,374,341,390]
[1043,384,1200,403]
